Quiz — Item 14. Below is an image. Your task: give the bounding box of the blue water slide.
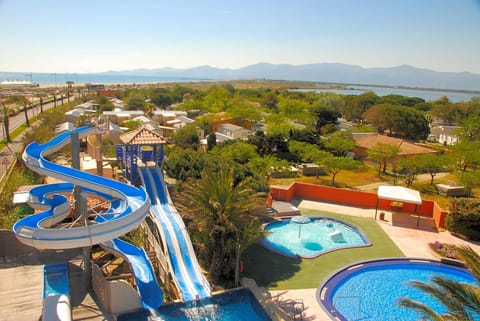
[138,166,211,302]
[12,126,163,311]
[15,126,150,250]
[100,238,163,309]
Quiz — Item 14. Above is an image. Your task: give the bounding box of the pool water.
[320,259,479,321]
[261,217,369,258]
[118,289,272,321]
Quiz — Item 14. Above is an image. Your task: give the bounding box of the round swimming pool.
[318,258,479,321]
[260,216,370,258]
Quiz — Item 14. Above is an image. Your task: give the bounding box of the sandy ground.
[268,200,480,320]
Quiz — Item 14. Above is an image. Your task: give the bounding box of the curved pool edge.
[260,216,372,259]
[316,257,469,321]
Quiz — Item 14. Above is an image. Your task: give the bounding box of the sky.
[1,0,480,74]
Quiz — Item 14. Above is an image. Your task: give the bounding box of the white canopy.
[377,186,422,205]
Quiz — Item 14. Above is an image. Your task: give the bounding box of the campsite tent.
[375,186,422,226]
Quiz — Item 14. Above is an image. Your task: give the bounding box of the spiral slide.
[138,166,211,302]
[13,126,163,316]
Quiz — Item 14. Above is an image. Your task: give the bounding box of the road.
[0,95,77,141]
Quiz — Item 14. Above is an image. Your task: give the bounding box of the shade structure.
[377,186,422,205]
[375,186,422,226]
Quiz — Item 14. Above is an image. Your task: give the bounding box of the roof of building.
[103,110,144,116]
[429,126,461,137]
[153,110,188,117]
[218,123,245,131]
[352,133,437,155]
[119,124,167,145]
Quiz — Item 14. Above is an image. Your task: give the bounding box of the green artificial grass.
[241,209,404,290]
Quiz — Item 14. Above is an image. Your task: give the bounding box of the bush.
[428,241,460,259]
[446,198,480,241]
[0,164,42,229]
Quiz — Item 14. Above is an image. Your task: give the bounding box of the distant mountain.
[100,63,480,91]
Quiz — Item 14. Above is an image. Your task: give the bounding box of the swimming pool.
[318,258,479,321]
[117,288,272,321]
[260,216,370,258]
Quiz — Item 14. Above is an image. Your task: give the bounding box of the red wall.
[270,182,446,227]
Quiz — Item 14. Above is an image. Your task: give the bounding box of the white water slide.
[13,126,163,312]
[138,166,211,302]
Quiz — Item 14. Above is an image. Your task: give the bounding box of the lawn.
[241,209,404,290]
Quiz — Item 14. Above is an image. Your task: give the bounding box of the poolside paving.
[269,199,480,320]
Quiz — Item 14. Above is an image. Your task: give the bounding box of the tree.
[163,147,206,181]
[0,97,12,143]
[212,141,258,164]
[66,81,74,102]
[322,131,356,157]
[6,95,30,127]
[126,93,145,110]
[35,92,45,114]
[247,155,290,181]
[367,142,400,175]
[451,141,480,172]
[461,115,480,141]
[417,153,450,185]
[397,156,422,187]
[172,124,200,150]
[342,91,379,122]
[206,133,216,151]
[176,166,266,284]
[261,91,278,111]
[322,156,361,185]
[288,141,330,164]
[457,171,480,197]
[398,245,480,321]
[150,88,173,109]
[248,131,289,157]
[202,85,234,113]
[430,101,462,125]
[364,103,430,140]
[312,106,340,132]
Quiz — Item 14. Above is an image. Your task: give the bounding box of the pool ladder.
[333,296,372,320]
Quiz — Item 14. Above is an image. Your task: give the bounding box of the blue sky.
[1,0,480,73]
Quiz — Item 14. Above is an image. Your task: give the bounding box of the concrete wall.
[92,264,141,315]
[270,182,447,227]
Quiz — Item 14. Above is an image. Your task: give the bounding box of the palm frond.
[397,297,445,321]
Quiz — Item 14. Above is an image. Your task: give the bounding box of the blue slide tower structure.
[13,126,164,318]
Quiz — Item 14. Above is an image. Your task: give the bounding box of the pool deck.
[269,199,480,320]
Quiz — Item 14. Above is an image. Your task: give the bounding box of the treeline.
[98,83,480,141]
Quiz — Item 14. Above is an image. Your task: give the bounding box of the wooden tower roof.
[119,124,167,145]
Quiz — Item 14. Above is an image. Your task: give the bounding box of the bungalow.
[217,123,250,140]
[102,110,145,124]
[428,126,461,146]
[352,133,438,161]
[152,110,188,125]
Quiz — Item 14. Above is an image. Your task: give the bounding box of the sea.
[1,71,479,103]
[0,72,205,87]
[294,85,480,103]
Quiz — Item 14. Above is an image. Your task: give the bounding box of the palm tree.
[398,245,480,320]
[176,163,267,285]
[0,96,12,143]
[35,92,44,114]
[66,81,74,102]
[6,95,30,127]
